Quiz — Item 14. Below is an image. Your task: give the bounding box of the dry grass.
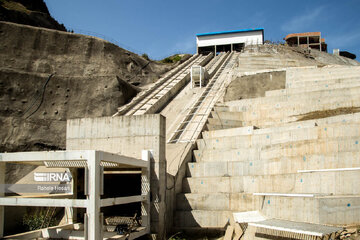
[1,0,31,14]
[296,107,360,121]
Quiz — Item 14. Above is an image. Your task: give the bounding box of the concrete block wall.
[66,114,167,238]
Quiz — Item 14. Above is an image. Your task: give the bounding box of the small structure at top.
[284,32,327,52]
[196,28,264,55]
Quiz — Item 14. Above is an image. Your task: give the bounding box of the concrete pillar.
[0,162,4,237]
[231,44,233,52]
[215,45,217,55]
[307,36,309,49]
[297,36,299,46]
[149,116,167,239]
[319,33,322,52]
[86,151,102,240]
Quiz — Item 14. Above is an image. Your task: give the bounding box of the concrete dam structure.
[1,23,360,240]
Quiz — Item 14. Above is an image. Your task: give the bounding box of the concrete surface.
[175,62,360,232]
[66,115,167,238]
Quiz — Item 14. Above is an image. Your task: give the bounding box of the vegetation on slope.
[0,0,66,31]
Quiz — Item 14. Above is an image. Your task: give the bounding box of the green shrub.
[22,209,55,231]
[160,54,183,64]
[172,55,182,62]
[141,53,150,61]
[161,57,173,63]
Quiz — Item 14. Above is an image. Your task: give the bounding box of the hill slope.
[0,21,171,152]
[0,0,66,31]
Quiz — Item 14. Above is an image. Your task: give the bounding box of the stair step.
[171,227,225,238]
[202,112,360,139]
[267,80,360,97]
[175,195,360,227]
[206,124,240,131]
[175,210,233,228]
[183,170,360,195]
[198,124,360,151]
[176,193,259,211]
[210,111,243,121]
[188,151,360,177]
[207,118,243,127]
[225,87,360,113]
[194,136,360,163]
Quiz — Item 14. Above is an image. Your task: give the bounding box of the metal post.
[190,66,193,89]
[0,162,4,237]
[86,151,102,240]
[66,168,78,224]
[141,150,151,232]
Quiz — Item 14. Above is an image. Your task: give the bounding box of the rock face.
[0,21,169,152]
[0,0,66,31]
[0,21,169,82]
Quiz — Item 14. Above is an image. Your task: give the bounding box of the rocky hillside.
[0,21,173,152]
[0,0,66,31]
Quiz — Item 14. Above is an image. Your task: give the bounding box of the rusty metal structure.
[284,32,327,52]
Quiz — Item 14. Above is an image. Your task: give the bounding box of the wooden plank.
[224,226,234,240]
[0,150,92,163]
[233,223,243,240]
[0,197,87,208]
[100,195,146,207]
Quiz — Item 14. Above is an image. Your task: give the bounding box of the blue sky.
[44,0,360,60]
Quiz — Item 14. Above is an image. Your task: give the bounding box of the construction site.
[1,1,360,240]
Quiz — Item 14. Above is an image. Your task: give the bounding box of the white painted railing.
[0,150,151,240]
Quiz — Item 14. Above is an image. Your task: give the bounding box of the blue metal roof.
[196,28,264,37]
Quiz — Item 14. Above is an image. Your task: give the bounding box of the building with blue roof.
[196,28,264,54]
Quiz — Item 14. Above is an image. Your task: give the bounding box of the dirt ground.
[224,71,286,101]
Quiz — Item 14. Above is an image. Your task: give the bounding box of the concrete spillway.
[174,63,360,239]
[113,50,360,237]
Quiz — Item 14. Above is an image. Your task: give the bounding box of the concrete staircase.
[174,65,360,233]
[235,45,309,73]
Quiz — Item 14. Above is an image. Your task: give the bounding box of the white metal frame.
[191,65,205,89]
[0,150,151,240]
